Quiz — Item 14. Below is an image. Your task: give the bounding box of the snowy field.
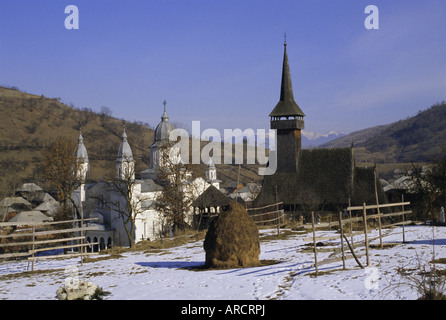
[0,224,445,301]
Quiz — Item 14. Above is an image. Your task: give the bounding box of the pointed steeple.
[75,130,89,162]
[269,40,304,173]
[269,41,305,119]
[117,127,134,162]
[161,100,169,121]
[116,126,135,180]
[74,130,89,182]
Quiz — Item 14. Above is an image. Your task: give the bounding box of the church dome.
[154,101,175,142]
[75,132,89,162]
[117,129,134,161]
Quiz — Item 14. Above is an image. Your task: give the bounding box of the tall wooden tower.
[269,41,305,173]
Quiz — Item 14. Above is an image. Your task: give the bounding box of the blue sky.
[0,0,445,135]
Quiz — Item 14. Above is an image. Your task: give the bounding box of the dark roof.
[253,148,385,209]
[351,166,387,206]
[269,43,305,118]
[192,185,231,208]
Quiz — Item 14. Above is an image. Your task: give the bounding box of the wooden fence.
[247,202,285,235]
[306,200,412,276]
[0,218,99,271]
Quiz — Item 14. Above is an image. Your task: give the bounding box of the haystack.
[203,202,260,268]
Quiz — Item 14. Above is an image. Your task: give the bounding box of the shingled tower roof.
[269,41,305,119]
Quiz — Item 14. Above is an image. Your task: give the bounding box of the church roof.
[75,132,89,162]
[117,129,134,161]
[153,100,175,143]
[269,42,305,118]
[140,179,164,192]
[253,148,386,208]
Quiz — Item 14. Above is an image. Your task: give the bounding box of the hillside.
[0,86,261,196]
[321,102,446,164]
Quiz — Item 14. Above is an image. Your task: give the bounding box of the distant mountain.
[320,102,446,163]
[302,130,345,148]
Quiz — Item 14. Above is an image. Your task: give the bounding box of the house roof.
[15,183,43,193]
[34,199,60,213]
[192,185,231,208]
[8,211,52,225]
[0,197,32,207]
[383,175,417,193]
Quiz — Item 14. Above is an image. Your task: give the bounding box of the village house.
[0,188,58,231]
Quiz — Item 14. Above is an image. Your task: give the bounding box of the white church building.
[72,103,220,250]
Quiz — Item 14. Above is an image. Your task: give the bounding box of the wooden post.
[339,212,346,269]
[363,203,370,267]
[275,186,279,237]
[31,225,35,272]
[377,204,383,249]
[402,195,406,243]
[311,211,318,276]
[348,198,353,247]
[374,168,383,249]
[80,197,84,266]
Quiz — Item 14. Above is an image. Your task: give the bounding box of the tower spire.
[269,40,305,173]
[162,100,169,121]
[75,129,89,182]
[269,40,305,119]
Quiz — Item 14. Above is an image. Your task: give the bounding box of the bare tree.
[155,142,196,235]
[42,137,83,216]
[99,106,113,128]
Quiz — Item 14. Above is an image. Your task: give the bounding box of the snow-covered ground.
[1,224,445,300]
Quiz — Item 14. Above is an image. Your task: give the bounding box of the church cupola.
[205,158,220,189]
[75,131,89,183]
[205,158,217,182]
[154,100,175,143]
[270,40,305,173]
[149,100,175,170]
[116,128,135,180]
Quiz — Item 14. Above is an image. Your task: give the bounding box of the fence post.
[378,205,383,249]
[362,203,370,267]
[31,225,35,272]
[311,211,318,276]
[348,198,354,247]
[339,212,346,269]
[374,168,383,249]
[401,195,406,243]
